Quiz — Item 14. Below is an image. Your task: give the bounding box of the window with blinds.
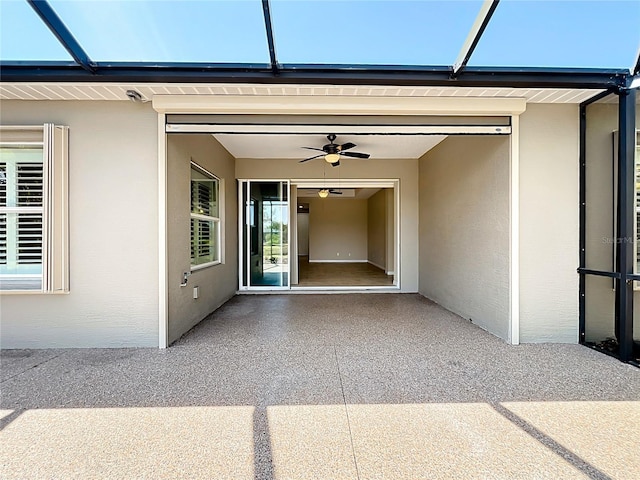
[0,146,44,290]
[190,164,221,268]
[0,124,69,293]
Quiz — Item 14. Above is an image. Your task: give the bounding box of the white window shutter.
[42,124,69,293]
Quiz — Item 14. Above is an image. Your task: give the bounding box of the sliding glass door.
[240,180,290,289]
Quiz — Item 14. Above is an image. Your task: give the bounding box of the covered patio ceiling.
[0,0,639,90]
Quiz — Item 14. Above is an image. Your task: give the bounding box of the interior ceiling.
[297,188,381,199]
[213,134,447,160]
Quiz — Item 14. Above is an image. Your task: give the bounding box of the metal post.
[615,85,636,361]
[578,104,587,343]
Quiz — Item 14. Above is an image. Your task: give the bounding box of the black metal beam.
[615,85,636,361]
[0,63,629,89]
[579,88,615,107]
[453,0,500,75]
[26,0,95,73]
[576,268,622,280]
[261,0,279,73]
[633,48,640,76]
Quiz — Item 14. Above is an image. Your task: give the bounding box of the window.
[190,163,221,269]
[0,125,68,293]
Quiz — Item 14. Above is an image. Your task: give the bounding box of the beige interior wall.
[308,198,368,262]
[297,213,309,256]
[519,104,580,343]
[386,189,395,274]
[367,189,387,269]
[419,135,510,340]
[0,100,159,348]
[167,134,237,344]
[236,158,419,291]
[290,185,299,284]
[583,102,640,343]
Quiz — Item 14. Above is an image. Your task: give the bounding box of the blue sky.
[1,0,639,69]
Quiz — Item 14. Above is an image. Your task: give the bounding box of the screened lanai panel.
[48,0,270,63]
[470,0,640,69]
[583,93,618,355]
[0,0,73,61]
[270,0,483,65]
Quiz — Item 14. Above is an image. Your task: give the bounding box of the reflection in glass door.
[240,181,289,288]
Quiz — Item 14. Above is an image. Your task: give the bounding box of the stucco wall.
[167,134,237,344]
[236,158,418,292]
[367,189,387,270]
[308,198,367,262]
[0,100,159,348]
[419,136,510,340]
[519,104,580,343]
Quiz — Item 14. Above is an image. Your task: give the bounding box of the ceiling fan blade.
[330,160,341,167]
[339,142,357,151]
[341,151,370,159]
[329,189,343,195]
[302,147,326,152]
[299,154,324,163]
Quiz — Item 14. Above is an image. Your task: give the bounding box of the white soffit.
[214,134,448,160]
[153,95,526,115]
[0,83,606,104]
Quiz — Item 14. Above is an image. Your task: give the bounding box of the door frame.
[238,179,291,292]
[290,179,400,291]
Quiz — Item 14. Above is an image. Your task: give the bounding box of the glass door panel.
[241,181,289,288]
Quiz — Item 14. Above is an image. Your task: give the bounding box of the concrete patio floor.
[1,293,639,479]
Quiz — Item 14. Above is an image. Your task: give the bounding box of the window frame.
[0,124,69,294]
[190,161,222,271]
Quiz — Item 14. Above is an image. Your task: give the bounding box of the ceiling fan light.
[324,153,340,164]
[318,189,330,198]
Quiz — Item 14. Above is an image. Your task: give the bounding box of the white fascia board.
[152,95,527,116]
[167,124,511,135]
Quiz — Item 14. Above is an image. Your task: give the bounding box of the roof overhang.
[0,64,629,90]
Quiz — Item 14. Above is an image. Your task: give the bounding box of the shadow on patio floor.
[2,294,639,479]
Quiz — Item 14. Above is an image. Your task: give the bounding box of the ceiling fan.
[317,188,342,198]
[299,134,370,167]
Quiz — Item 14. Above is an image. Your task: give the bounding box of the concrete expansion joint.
[0,352,66,385]
[334,345,362,480]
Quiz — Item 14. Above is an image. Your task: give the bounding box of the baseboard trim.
[308,259,368,263]
[367,260,385,271]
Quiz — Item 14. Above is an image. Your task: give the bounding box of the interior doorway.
[239,179,399,291]
[292,182,398,289]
